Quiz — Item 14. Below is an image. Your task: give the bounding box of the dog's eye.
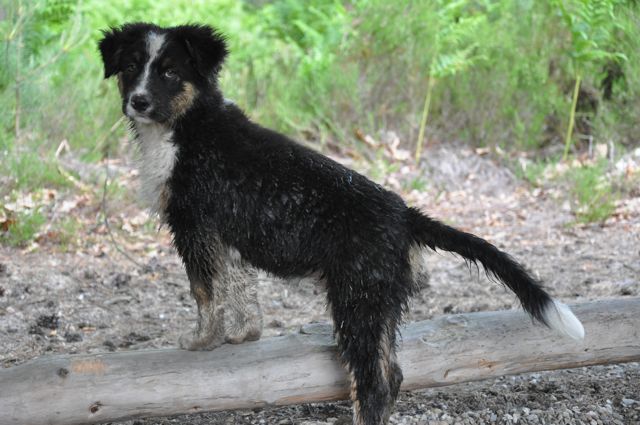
[125,63,138,74]
[163,69,178,80]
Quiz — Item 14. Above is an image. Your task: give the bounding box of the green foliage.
[567,161,618,223]
[552,0,629,159]
[51,216,81,250]
[404,176,428,192]
[0,150,71,192]
[0,0,638,194]
[513,159,552,187]
[554,0,627,66]
[428,1,489,79]
[368,153,400,184]
[0,209,46,247]
[26,0,78,55]
[414,0,490,160]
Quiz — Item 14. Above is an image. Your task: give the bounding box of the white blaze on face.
[129,31,176,217]
[126,32,166,122]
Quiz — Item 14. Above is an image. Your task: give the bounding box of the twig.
[101,155,145,269]
[415,74,436,162]
[56,164,92,193]
[95,116,126,153]
[562,74,582,161]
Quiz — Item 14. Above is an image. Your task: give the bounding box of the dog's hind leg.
[330,281,405,425]
[383,319,403,421]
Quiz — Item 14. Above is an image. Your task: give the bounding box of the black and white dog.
[98,23,584,425]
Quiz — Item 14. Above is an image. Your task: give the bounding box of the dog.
[98,23,584,425]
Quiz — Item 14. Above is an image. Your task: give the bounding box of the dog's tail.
[407,207,584,340]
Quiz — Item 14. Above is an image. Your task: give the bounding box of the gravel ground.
[1,146,639,424]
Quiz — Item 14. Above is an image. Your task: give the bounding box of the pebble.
[36,314,59,329]
[63,332,82,343]
[111,273,131,288]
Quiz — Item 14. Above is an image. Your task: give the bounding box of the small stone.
[621,398,637,407]
[526,414,539,423]
[28,325,44,335]
[103,340,116,351]
[36,314,59,330]
[268,319,285,328]
[111,273,131,288]
[64,332,83,343]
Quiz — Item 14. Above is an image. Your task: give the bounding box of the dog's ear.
[174,25,228,79]
[98,23,155,78]
[98,26,126,78]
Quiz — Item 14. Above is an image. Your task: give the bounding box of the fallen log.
[1,298,639,425]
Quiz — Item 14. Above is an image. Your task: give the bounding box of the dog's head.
[98,23,228,124]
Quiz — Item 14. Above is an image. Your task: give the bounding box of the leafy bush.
[553,0,629,159]
[0,0,638,194]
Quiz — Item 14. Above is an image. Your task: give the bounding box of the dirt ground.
[1,146,639,424]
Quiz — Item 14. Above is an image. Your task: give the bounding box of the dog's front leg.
[179,269,226,351]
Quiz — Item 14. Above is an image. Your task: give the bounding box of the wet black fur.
[99,23,554,425]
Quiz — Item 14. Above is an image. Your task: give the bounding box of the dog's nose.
[131,94,150,112]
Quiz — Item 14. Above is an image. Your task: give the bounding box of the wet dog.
[99,23,584,425]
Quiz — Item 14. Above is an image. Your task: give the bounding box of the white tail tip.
[543,300,585,340]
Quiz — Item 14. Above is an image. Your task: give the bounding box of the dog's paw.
[224,302,263,344]
[224,326,262,344]
[178,330,224,351]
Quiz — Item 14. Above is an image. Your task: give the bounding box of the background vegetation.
[1,0,639,246]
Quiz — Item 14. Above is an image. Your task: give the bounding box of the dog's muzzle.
[131,94,151,112]
[125,94,155,124]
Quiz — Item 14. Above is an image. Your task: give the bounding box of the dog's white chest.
[135,124,177,216]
